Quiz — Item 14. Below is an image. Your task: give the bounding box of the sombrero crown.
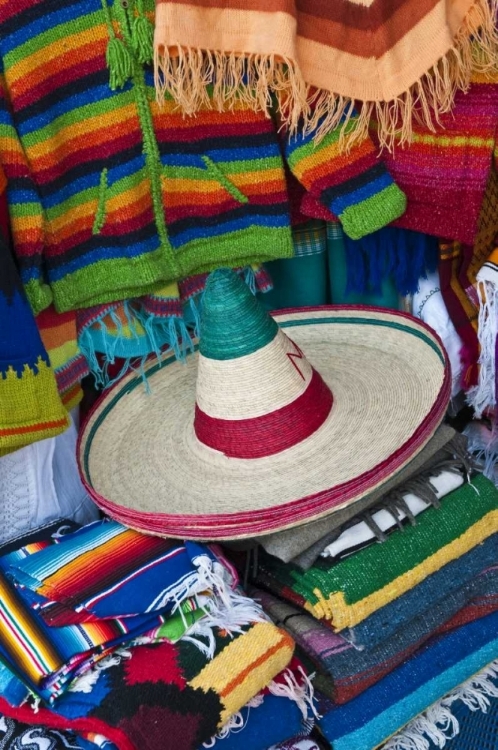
[79,268,451,540]
[194,269,333,459]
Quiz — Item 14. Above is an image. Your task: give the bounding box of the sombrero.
[78,269,451,540]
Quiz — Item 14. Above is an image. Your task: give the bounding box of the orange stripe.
[0,418,68,437]
[220,633,293,699]
[38,320,74,350]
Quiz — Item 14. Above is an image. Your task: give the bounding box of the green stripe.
[199,269,278,360]
[285,473,497,607]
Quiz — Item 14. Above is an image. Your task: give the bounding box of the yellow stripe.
[307,510,498,630]
[9,24,107,85]
[28,105,137,161]
[290,140,343,181]
[46,341,79,371]
[106,177,149,214]
[189,623,293,725]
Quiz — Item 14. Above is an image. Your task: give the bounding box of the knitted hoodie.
[0,0,406,315]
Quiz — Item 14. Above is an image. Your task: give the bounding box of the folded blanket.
[259,424,457,564]
[206,658,315,750]
[316,609,498,750]
[320,468,464,563]
[8,520,228,625]
[252,560,498,704]
[383,663,498,750]
[0,521,267,701]
[255,474,498,633]
[0,624,294,750]
[0,714,108,750]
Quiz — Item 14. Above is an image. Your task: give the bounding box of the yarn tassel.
[344,228,439,297]
[106,36,133,90]
[131,13,154,65]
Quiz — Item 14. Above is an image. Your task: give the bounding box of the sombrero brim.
[78,306,451,540]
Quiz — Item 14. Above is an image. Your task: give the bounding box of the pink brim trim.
[78,304,452,539]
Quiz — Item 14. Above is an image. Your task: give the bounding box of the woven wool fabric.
[0,623,294,750]
[0,167,69,456]
[37,307,89,411]
[8,520,229,625]
[0,714,102,750]
[252,559,498,705]
[0,1,409,316]
[423,675,498,750]
[380,73,498,246]
[258,423,457,564]
[0,524,209,702]
[255,474,498,632]
[316,610,498,750]
[154,0,498,150]
[253,532,498,652]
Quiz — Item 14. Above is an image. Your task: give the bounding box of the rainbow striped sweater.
[0,0,406,315]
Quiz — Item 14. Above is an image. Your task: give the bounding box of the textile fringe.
[154,0,497,149]
[305,0,498,149]
[68,650,132,694]
[202,666,318,747]
[154,48,308,131]
[464,421,498,486]
[467,280,498,418]
[383,660,498,750]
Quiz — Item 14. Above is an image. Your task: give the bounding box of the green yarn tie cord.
[131,0,154,64]
[201,157,249,205]
[101,0,133,89]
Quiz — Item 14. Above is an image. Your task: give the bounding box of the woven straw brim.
[78,307,450,540]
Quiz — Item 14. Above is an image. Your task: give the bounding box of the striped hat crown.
[194,269,333,458]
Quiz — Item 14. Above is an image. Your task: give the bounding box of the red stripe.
[194,368,333,458]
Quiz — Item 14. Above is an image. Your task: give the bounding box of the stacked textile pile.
[248,459,498,748]
[0,518,318,750]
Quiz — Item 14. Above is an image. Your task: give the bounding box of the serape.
[0,521,256,701]
[316,609,498,750]
[208,657,315,750]
[255,474,498,633]
[437,167,498,390]
[8,520,223,625]
[252,560,498,704]
[37,307,89,411]
[0,624,294,750]
[259,423,457,564]
[268,740,321,750]
[320,468,464,563]
[0,714,106,750]
[422,673,498,750]
[154,0,498,149]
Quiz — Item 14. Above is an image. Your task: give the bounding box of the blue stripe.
[161,143,280,168]
[47,237,159,281]
[18,84,127,136]
[169,213,289,247]
[1,3,98,55]
[331,173,394,215]
[41,154,145,209]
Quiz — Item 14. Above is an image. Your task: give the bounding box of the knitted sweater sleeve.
[0,73,51,314]
[283,117,407,241]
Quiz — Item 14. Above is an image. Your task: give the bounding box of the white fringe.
[463,421,498,486]
[202,666,319,747]
[68,649,132,694]
[383,660,498,750]
[467,280,498,419]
